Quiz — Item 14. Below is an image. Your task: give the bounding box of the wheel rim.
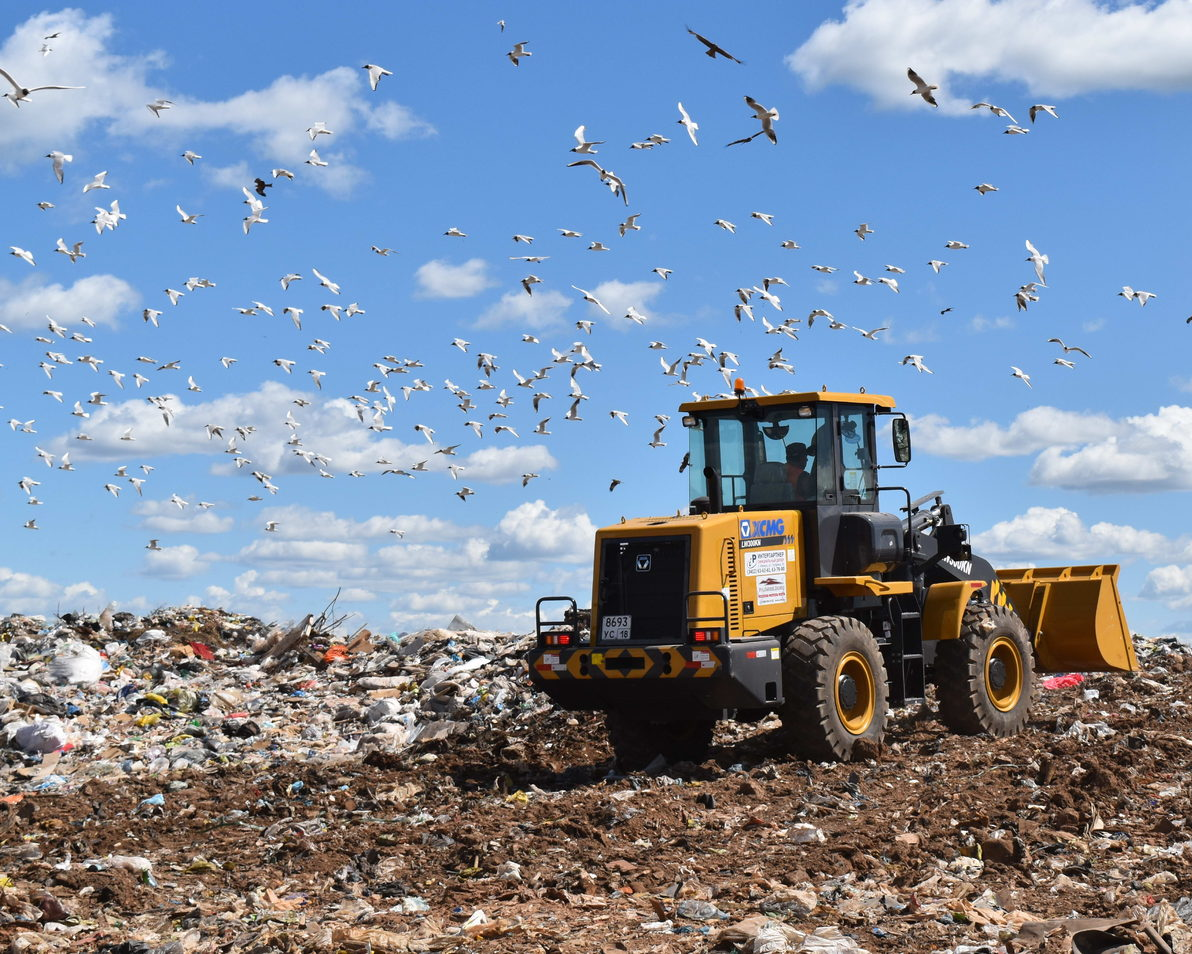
[834,650,875,734]
[985,635,1023,712]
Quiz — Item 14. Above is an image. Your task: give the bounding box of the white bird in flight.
[571,285,610,315]
[676,101,699,145]
[1025,239,1049,285]
[906,67,938,107]
[362,63,392,90]
[312,267,340,294]
[970,101,1016,123]
[82,170,109,193]
[0,66,84,106]
[45,150,72,183]
[900,354,934,374]
[571,124,604,154]
[1047,338,1091,358]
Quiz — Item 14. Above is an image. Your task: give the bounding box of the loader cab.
[682,390,894,577]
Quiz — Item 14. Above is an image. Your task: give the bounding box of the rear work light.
[545,632,573,646]
[689,628,722,643]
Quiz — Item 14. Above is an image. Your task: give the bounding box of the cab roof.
[678,389,896,413]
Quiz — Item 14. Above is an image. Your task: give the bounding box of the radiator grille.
[597,536,689,643]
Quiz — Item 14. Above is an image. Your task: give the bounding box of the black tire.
[934,603,1034,736]
[605,710,714,771]
[779,616,889,762]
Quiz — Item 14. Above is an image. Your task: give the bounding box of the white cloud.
[1030,405,1192,492]
[252,505,475,542]
[1140,565,1192,610]
[202,161,254,190]
[788,0,1192,110]
[414,258,494,299]
[133,500,234,534]
[0,11,433,195]
[237,538,370,565]
[0,566,104,615]
[203,570,290,621]
[144,544,213,579]
[44,381,426,475]
[912,406,1117,460]
[0,274,139,330]
[589,280,664,326]
[491,500,597,562]
[971,505,1184,564]
[462,444,558,484]
[969,315,1014,333]
[476,289,571,329]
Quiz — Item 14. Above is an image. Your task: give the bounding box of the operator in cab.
[785,442,815,500]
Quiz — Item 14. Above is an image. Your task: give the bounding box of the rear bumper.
[525,638,784,717]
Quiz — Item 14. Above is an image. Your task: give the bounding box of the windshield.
[688,404,829,508]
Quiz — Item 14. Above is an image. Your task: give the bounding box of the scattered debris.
[0,609,1189,954]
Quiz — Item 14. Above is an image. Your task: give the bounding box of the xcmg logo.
[739,518,785,539]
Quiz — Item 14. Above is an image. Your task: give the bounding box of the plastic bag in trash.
[48,641,104,685]
[12,719,68,754]
[676,899,730,921]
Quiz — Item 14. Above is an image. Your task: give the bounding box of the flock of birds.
[1,22,1186,552]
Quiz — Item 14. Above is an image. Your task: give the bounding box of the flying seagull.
[507,42,531,65]
[1047,337,1091,358]
[1024,239,1049,285]
[362,63,392,90]
[676,101,699,145]
[45,150,72,183]
[900,354,934,374]
[907,67,938,107]
[726,95,779,146]
[970,101,1016,123]
[685,26,742,64]
[570,284,610,315]
[0,66,84,106]
[571,124,604,154]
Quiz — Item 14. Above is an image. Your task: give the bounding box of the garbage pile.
[0,606,541,791]
[1,608,1191,954]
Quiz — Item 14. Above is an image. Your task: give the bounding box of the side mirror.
[892,418,912,463]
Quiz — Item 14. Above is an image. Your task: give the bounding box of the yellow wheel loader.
[526,384,1139,766]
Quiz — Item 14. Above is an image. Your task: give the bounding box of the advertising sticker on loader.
[744,549,786,577]
[756,576,787,605]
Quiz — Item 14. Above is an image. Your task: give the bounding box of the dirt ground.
[2,635,1191,954]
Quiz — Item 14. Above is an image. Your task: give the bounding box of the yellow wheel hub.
[985,635,1023,712]
[834,650,876,734]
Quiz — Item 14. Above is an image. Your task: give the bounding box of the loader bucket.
[995,565,1138,673]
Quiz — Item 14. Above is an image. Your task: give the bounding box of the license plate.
[601,614,632,641]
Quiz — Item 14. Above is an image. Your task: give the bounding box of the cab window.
[838,409,876,504]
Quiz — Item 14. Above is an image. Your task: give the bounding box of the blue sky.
[2,1,1192,638]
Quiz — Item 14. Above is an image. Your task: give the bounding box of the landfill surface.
[2,608,1191,954]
